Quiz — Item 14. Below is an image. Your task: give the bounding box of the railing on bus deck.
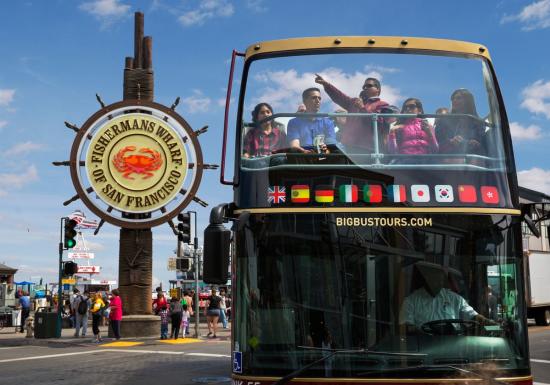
[221,50,246,186]
[239,112,502,170]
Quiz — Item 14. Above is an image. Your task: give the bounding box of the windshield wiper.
[359,363,510,385]
[272,346,426,385]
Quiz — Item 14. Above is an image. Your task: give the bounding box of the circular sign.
[69,100,204,228]
[86,113,187,213]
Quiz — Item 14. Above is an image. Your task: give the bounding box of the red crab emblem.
[112,146,162,179]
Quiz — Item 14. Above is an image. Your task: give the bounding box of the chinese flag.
[458,185,477,203]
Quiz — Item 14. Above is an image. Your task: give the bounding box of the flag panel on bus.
[339,185,358,203]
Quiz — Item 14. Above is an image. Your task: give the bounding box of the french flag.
[388,184,406,202]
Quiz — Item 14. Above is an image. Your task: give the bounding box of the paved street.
[0,323,232,385]
[1,322,549,384]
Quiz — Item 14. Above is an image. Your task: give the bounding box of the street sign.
[167,257,177,271]
[77,265,101,274]
[91,279,117,285]
[68,252,94,259]
[62,278,76,285]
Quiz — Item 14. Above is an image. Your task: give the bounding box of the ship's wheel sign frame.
[69,100,204,229]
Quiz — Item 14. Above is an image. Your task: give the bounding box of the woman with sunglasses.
[435,89,486,158]
[387,98,438,162]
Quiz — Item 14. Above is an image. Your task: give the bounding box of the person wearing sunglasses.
[435,89,486,161]
[387,98,438,162]
[314,74,397,154]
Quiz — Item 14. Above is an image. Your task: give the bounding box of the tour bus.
[203,37,540,385]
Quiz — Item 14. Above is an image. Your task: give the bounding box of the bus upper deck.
[227,37,517,211]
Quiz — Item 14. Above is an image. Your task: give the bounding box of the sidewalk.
[0,320,230,347]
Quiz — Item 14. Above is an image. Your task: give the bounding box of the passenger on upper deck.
[287,87,336,154]
[314,74,396,153]
[387,98,438,160]
[435,89,486,158]
[242,103,287,158]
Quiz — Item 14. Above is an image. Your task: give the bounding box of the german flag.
[315,186,334,203]
[291,185,310,203]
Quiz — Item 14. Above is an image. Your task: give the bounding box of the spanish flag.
[291,185,310,203]
[315,186,334,203]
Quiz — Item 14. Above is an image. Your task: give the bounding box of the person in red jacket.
[109,289,123,340]
[314,74,397,154]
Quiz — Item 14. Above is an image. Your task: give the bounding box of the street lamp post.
[188,211,200,338]
[56,217,65,338]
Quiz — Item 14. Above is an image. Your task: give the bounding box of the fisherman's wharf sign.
[68,100,204,228]
[87,113,186,212]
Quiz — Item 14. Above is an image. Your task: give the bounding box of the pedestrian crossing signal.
[64,218,78,249]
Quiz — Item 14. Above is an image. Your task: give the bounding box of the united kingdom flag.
[268,186,286,204]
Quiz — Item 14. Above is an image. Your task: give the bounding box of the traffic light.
[64,218,78,249]
[176,258,192,271]
[63,261,78,276]
[177,212,191,244]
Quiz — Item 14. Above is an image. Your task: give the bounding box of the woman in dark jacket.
[436,89,486,160]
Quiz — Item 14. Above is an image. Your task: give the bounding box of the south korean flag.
[435,185,454,202]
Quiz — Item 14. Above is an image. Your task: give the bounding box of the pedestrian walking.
[169,297,183,339]
[219,288,228,329]
[159,305,169,339]
[73,290,91,337]
[18,291,31,333]
[204,288,222,338]
[90,292,105,343]
[183,290,194,335]
[180,304,190,339]
[109,289,123,340]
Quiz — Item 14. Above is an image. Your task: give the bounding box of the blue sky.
[1,0,549,287]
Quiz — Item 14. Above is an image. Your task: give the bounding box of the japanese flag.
[411,185,430,203]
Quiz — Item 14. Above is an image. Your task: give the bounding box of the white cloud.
[178,0,234,27]
[79,0,131,28]
[521,79,550,119]
[3,141,46,157]
[0,121,7,131]
[180,90,211,113]
[0,89,15,106]
[0,165,38,191]
[250,67,403,113]
[501,0,550,31]
[518,167,550,195]
[246,0,268,12]
[510,122,543,140]
[364,64,400,74]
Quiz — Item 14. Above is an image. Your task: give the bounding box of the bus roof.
[245,36,491,61]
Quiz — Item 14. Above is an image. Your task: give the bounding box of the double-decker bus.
[204,37,538,385]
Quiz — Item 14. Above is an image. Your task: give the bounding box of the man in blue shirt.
[19,291,31,333]
[287,87,336,153]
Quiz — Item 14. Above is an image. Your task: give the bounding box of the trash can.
[34,307,58,338]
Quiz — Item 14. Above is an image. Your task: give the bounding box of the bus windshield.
[233,213,528,378]
[237,52,513,209]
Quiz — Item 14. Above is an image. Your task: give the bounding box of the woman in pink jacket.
[387,98,438,162]
[109,289,123,340]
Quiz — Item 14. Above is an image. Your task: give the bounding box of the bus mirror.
[203,223,231,284]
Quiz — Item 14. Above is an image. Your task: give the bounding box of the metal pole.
[56,218,65,338]
[190,211,200,338]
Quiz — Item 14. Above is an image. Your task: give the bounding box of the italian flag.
[339,185,358,203]
[315,186,334,203]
